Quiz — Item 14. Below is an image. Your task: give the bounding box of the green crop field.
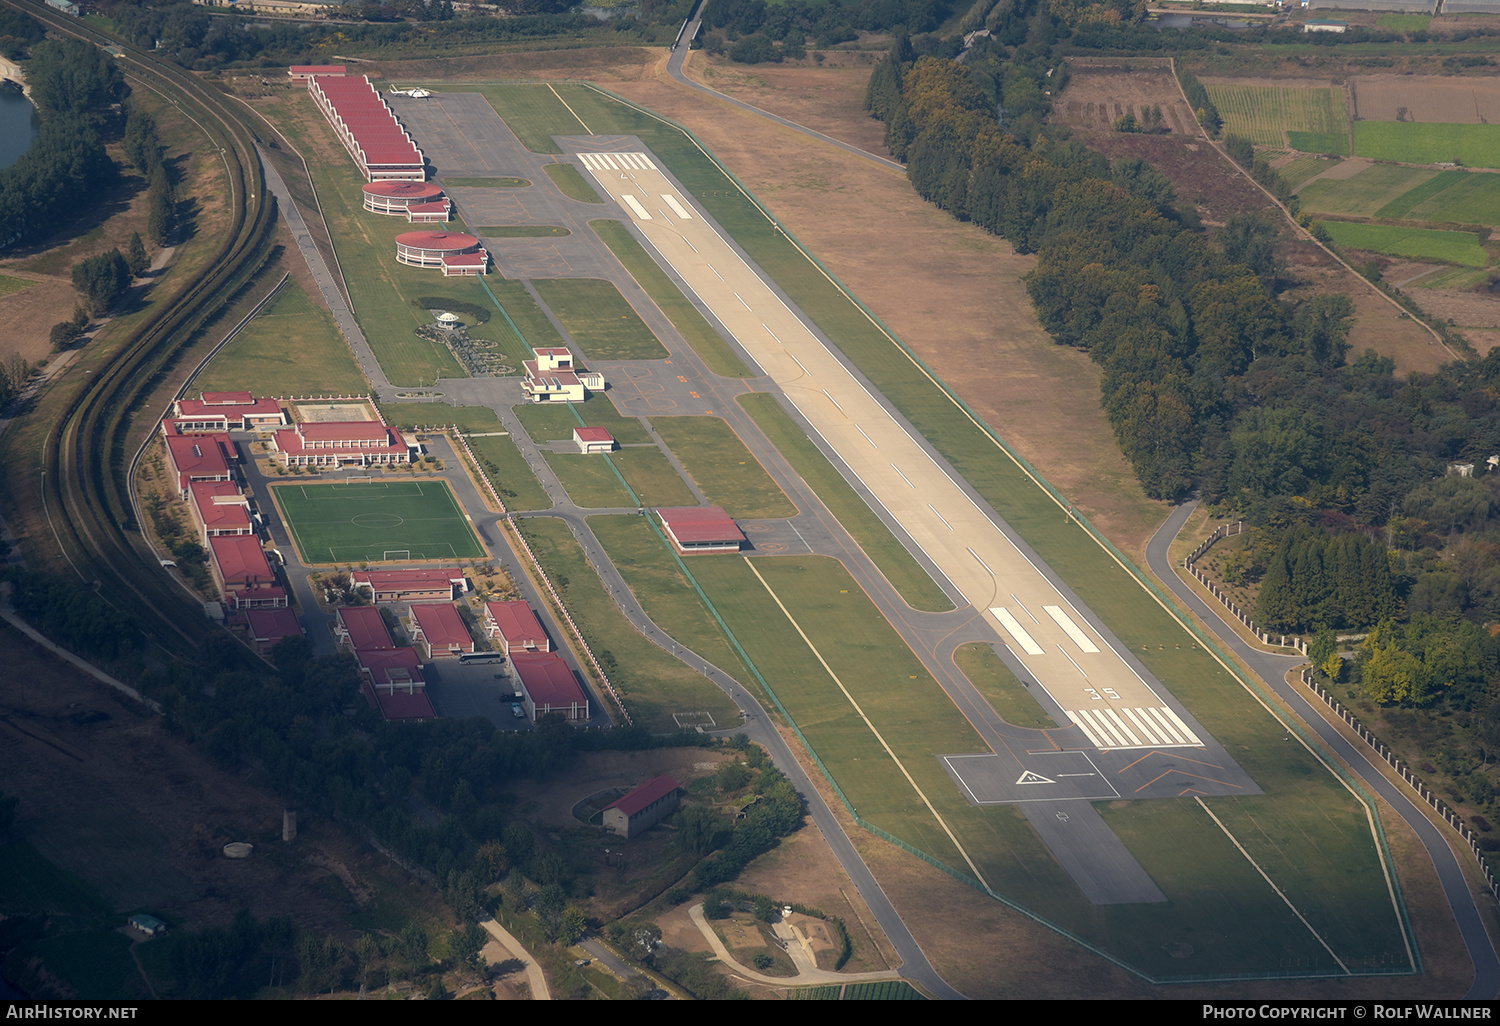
[195,278,368,397]
[272,480,486,564]
[1355,120,1500,169]
[1376,12,1430,30]
[531,278,669,361]
[1319,220,1490,266]
[483,83,1414,977]
[591,218,752,377]
[1380,169,1500,226]
[1295,163,1436,217]
[1206,84,1350,153]
[650,415,796,519]
[0,273,36,297]
[1275,154,1340,188]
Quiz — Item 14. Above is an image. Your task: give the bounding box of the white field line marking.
[788,353,809,376]
[707,264,724,281]
[683,237,698,254]
[734,292,752,311]
[1012,596,1039,624]
[662,193,693,219]
[891,463,913,487]
[548,84,591,133]
[1058,646,1088,678]
[1044,605,1100,653]
[990,607,1044,655]
[746,558,993,891]
[856,425,878,449]
[823,389,843,413]
[968,547,994,577]
[928,503,952,530]
[621,194,651,220]
[660,214,674,227]
[1195,797,1352,974]
[762,323,783,346]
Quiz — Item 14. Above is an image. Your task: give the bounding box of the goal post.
[382,550,411,562]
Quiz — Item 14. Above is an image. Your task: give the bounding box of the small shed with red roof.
[512,652,588,723]
[602,775,681,839]
[572,427,615,454]
[408,603,475,659]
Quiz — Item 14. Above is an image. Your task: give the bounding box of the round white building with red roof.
[363,180,444,215]
[395,229,484,269]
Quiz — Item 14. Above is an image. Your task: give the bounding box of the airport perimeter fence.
[1299,666,1500,905]
[449,427,632,727]
[1182,520,1309,655]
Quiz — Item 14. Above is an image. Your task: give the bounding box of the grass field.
[1206,84,1350,153]
[0,273,36,297]
[1355,120,1500,169]
[545,163,605,203]
[272,479,486,564]
[952,642,1055,729]
[610,447,698,507]
[531,278,668,361]
[1275,154,1340,188]
[544,451,633,508]
[1295,164,1437,218]
[590,218,753,377]
[378,402,508,433]
[515,394,651,446]
[195,278,368,397]
[0,838,112,916]
[1319,220,1490,266]
[1376,12,1430,30]
[517,515,740,729]
[649,415,796,519]
[486,83,1414,976]
[466,432,552,512]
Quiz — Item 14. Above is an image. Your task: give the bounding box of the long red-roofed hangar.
[305,74,425,182]
[657,507,746,554]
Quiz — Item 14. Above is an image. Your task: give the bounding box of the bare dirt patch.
[1351,75,1500,123]
[0,271,76,371]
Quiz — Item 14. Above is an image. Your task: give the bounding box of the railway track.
[7,0,276,654]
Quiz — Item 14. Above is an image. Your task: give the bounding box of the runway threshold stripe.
[1157,706,1203,745]
[1068,710,1111,749]
[1043,605,1101,653]
[621,194,651,220]
[1104,709,1142,746]
[662,194,692,219]
[990,607,1045,655]
[1075,708,1125,747]
[1121,706,1161,744]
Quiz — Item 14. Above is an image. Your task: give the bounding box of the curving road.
[1145,500,1500,999]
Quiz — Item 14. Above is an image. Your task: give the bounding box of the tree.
[127,231,150,277]
[71,249,131,317]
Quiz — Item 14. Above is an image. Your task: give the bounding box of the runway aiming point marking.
[990,607,1045,655]
[621,194,651,220]
[662,194,693,219]
[1044,605,1101,653]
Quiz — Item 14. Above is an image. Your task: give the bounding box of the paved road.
[1145,500,1500,999]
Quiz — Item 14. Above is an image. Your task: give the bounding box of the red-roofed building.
[357,646,425,692]
[172,395,285,432]
[657,507,745,554]
[352,568,467,604]
[289,65,346,78]
[522,347,604,403]
[481,600,549,655]
[240,607,305,656]
[602,775,681,839]
[188,481,253,545]
[306,74,424,182]
[439,251,488,276]
[512,652,588,723]
[271,421,413,468]
[395,230,487,274]
[408,603,475,659]
[209,535,285,609]
[336,606,394,652]
[573,427,615,454]
[362,179,443,215]
[164,433,236,495]
[360,680,438,722]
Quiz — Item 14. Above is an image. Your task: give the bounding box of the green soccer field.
[271,480,487,564]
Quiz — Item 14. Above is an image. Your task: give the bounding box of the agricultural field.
[1379,169,1500,225]
[1351,75,1500,124]
[1051,62,1198,135]
[1354,121,1500,170]
[1318,220,1490,267]
[530,277,669,361]
[1274,153,1342,189]
[1204,82,1350,153]
[1295,163,1439,218]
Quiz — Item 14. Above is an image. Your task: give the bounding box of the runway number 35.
[1084,688,1120,700]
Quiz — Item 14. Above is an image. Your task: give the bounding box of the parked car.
[511,702,525,719]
